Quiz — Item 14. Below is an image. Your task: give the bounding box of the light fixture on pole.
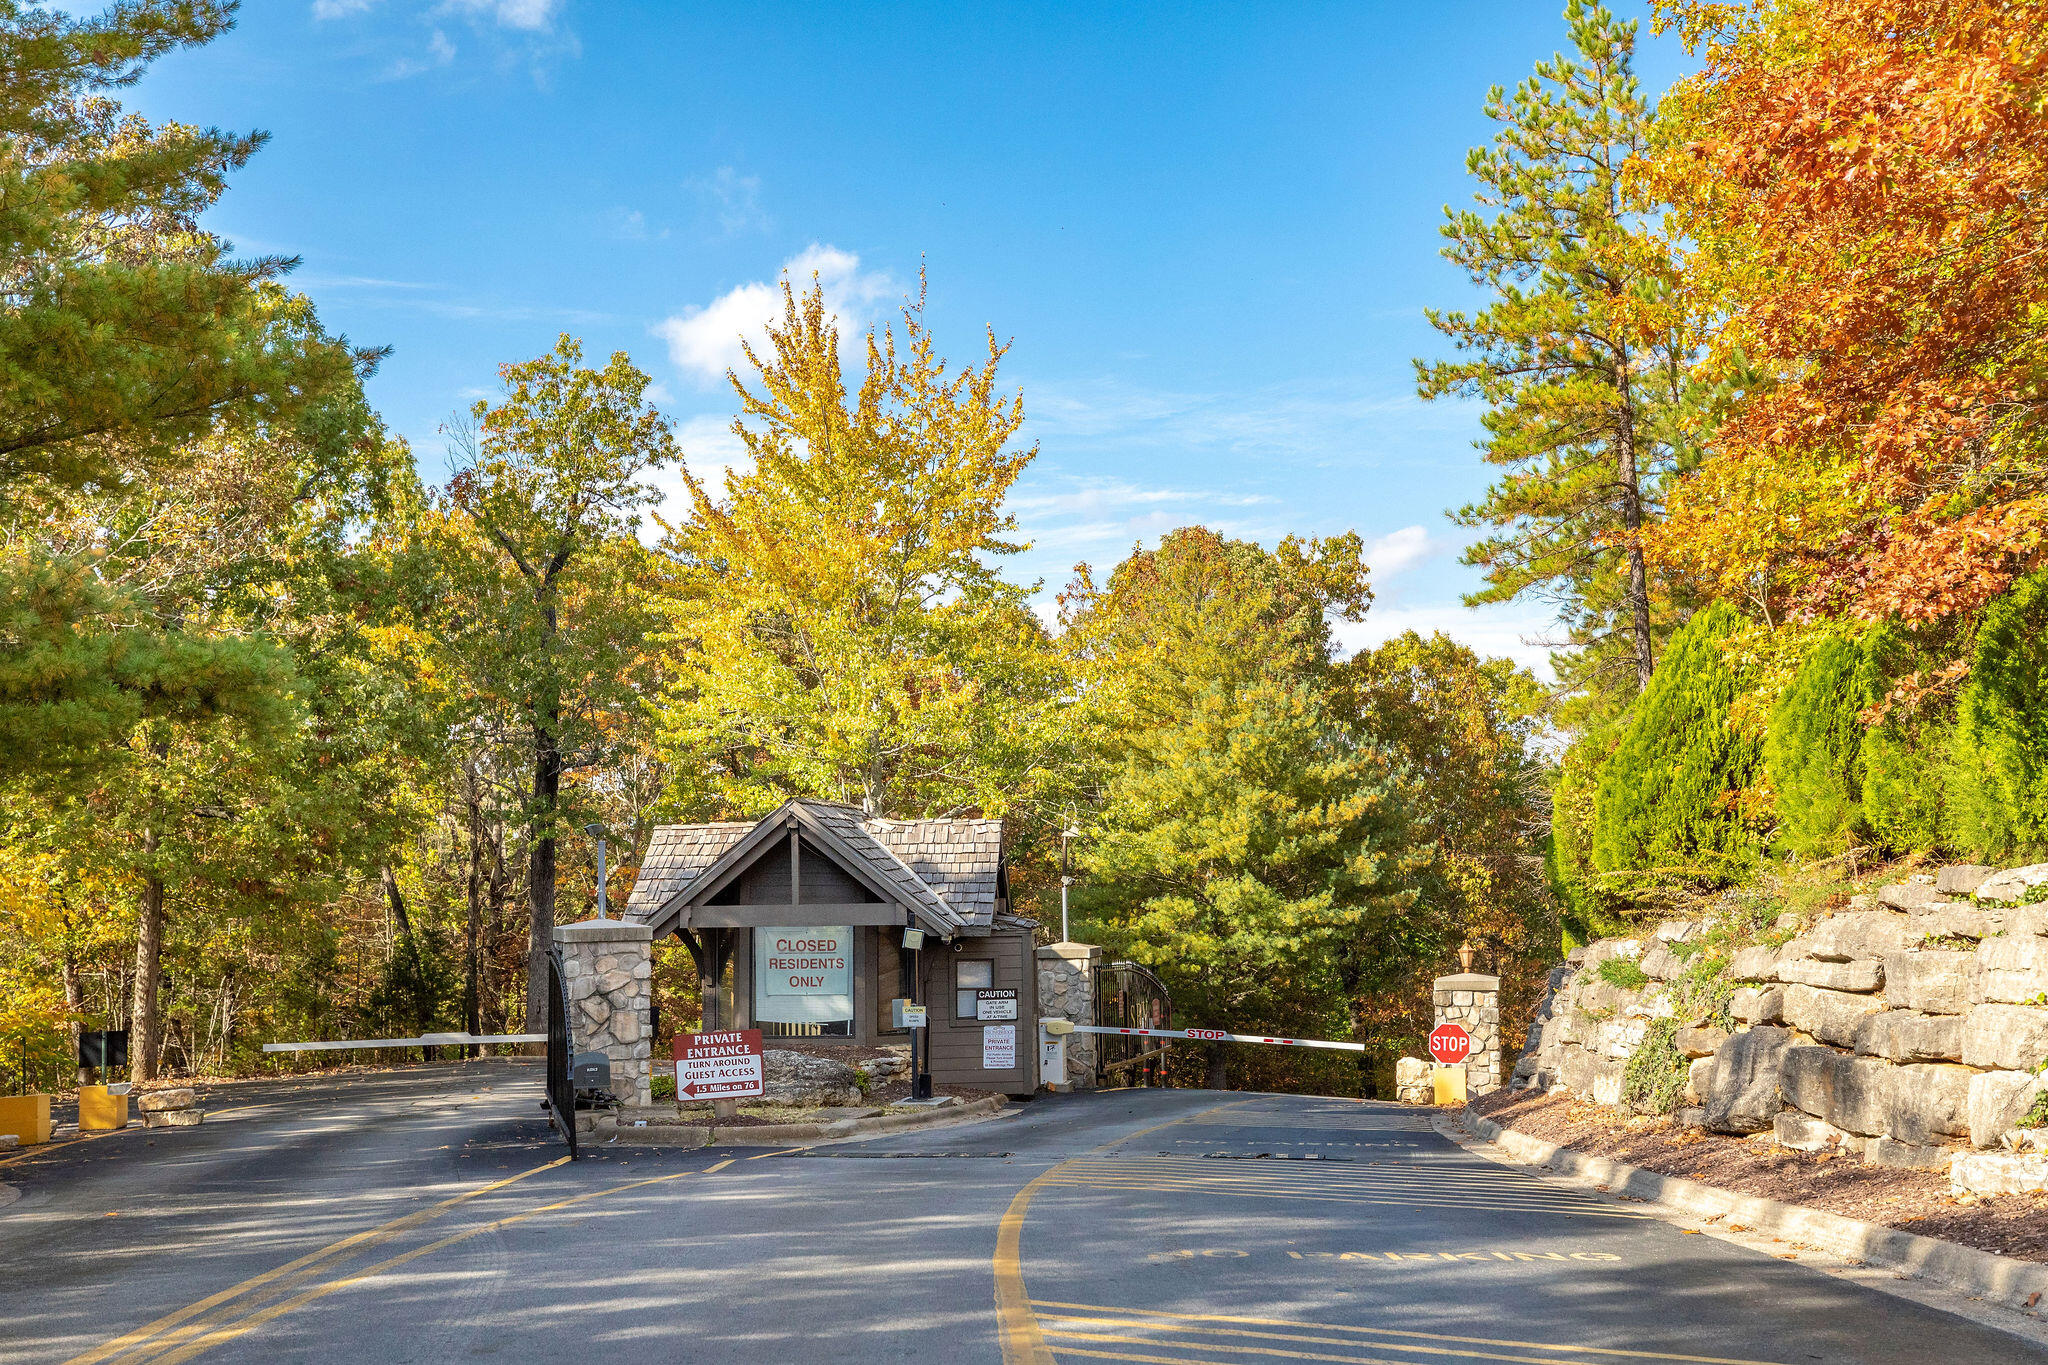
[1059,822,1081,943]
[584,823,610,921]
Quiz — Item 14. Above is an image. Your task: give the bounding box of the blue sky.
[125,0,1693,673]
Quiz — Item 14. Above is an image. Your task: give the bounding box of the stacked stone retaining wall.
[1511,863,2048,1196]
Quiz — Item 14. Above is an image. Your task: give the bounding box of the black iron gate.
[543,944,579,1160]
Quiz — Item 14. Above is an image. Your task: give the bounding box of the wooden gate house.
[623,799,1039,1095]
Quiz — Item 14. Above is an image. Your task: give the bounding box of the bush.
[1859,626,1950,854]
[1597,957,1649,990]
[1949,570,2048,860]
[1591,603,1761,883]
[1549,733,1632,950]
[1620,1018,1687,1114]
[1764,633,1869,858]
[650,1075,676,1101]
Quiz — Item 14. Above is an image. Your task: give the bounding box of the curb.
[593,1095,1009,1148]
[1455,1109,2048,1316]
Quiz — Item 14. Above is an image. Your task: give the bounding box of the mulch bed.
[1469,1088,2048,1263]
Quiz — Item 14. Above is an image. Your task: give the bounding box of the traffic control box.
[79,1085,129,1131]
[1431,1065,1467,1106]
[0,1093,52,1145]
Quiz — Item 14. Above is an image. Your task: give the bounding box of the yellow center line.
[705,1158,735,1173]
[1040,1320,1649,1365]
[747,1147,807,1159]
[1044,1327,1577,1365]
[1029,1304,1790,1365]
[63,1155,570,1365]
[144,1165,709,1365]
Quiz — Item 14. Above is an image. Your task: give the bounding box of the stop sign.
[1428,1024,1471,1065]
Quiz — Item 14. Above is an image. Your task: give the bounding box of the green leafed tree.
[1949,571,2048,862]
[1591,601,1760,886]
[1417,0,1702,715]
[1763,633,1870,859]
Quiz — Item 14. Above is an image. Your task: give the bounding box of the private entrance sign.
[674,1030,765,1100]
[1428,1023,1472,1066]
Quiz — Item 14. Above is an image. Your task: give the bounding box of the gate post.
[554,918,653,1106]
[1432,972,1501,1098]
[1035,941,1101,1090]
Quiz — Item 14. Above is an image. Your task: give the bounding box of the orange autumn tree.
[1649,0,2048,626]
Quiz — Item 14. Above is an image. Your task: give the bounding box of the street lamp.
[1059,822,1081,943]
[584,823,611,921]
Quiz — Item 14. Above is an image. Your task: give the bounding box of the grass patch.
[1598,958,1650,990]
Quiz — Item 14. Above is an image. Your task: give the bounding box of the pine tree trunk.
[524,719,562,1035]
[1615,371,1656,690]
[132,829,165,1082]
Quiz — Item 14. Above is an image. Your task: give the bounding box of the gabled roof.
[623,799,1004,939]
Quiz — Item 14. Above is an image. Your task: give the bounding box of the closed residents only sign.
[674,1029,765,1100]
[754,926,852,1024]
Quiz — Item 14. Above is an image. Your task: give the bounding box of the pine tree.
[1417,0,1701,711]
[1591,602,1759,884]
[1763,634,1870,859]
[1949,571,2048,861]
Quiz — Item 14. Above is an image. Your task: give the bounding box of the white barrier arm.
[1062,1024,1366,1053]
[261,1032,546,1053]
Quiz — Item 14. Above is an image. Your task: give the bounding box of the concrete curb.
[1456,1109,2048,1316]
[594,1095,1009,1148]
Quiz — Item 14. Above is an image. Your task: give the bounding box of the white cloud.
[313,0,378,16]
[1332,601,1567,678]
[687,167,769,235]
[606,207,668,242]
[1365,524,1436,577]
[437,0,559,30]
[653,244,896,384]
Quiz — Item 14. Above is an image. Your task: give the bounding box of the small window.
[956,959,993,1019]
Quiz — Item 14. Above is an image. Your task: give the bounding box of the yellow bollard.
[79,1085,129,1131]
[1431,1065,1467,1106]
[0,1093,53,1145]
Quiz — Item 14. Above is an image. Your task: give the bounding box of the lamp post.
[1059,823,1081,943]
[584,823,610,921]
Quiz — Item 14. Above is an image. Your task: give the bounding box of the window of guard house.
[755,925,854,1040]
[955,958,993,1020]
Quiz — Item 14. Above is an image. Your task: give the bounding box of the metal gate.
[543,945,579,1160]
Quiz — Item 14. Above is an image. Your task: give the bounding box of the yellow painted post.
[1431,1065,1467,1106]
[79,1085,129,1131]
[0,1093,53,1145]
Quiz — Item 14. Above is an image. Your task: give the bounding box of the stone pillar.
[555,918,653,1106]
[1433,972,1501,1098]
[1036,941,1102,1090]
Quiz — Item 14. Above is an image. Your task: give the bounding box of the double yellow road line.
[64,1155,736,1365]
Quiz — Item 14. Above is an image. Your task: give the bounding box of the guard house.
[623,798,1039,1095]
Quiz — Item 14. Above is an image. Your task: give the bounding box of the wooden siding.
[928,925,1037,1093]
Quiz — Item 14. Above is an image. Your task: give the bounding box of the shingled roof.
[623,799,1005,937]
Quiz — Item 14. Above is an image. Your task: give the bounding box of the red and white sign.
[1427,1024,1472,1065]
[674,1030,765,1100]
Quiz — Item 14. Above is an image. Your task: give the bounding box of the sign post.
[674,1030,766,1103]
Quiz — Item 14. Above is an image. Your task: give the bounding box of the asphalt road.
[1,1064,2041,1365]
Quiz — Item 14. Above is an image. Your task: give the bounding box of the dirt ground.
[1470,1088,2048,1262]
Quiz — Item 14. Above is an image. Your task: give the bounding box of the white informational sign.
[900,1004,927,1029]
[753,926,853,1024]
[675,1030,765,1100]
[975,989,1018,1021]
[982,1023,1017,1070]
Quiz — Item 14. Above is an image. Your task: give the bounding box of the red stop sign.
[1428,1024,1472,1065]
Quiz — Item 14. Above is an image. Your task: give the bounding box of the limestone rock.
[1675,1025,1730,1059]
[1866,1138,1953,1171]
[1728,945,1783,982]
[1908,904,2002,941]
[1937,865,1997,896]
[1952,1151,2048,1196]
[143,1109,202,1128]
[1967,1069,2043,1148]
[1877,883,1943,911]
[761,1050,863,1107]
[1854,1010,1963,1063]
[1976,863,2048,904]
[1781,984,1889,1047]
[1971,934,2048,1005]
[1775,1111,1858,1153]
[1778,958,1883,993]
[136,1088,197,1113]
[1702,1026,1793,1134]
[1638,940,1683,982]
[1653,920,1703,943]
[1886,1063,1975,1143]
[2019,905,2048,938]
[1730,986,1786,1026]
[1806,910,1913,960]
[1960,1003,2048,1070]
[1883,950,1973,1014]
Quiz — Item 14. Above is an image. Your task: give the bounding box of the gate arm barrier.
[262,1032,546,1053]
[1061,1024,1367,1053]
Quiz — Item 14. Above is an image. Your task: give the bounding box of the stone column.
[1036,941,1102,1090]
[555,919,653,1106]
[1433,972,1501,1098]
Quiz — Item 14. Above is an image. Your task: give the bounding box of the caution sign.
[975,988,1018,1021]
[675,1029,766,1100]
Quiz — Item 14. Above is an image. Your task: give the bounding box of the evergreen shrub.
[1591,603,1760,883]
[1950,571,2048,861]
[1860,626,1949,853]
[1764,634,1868,858]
